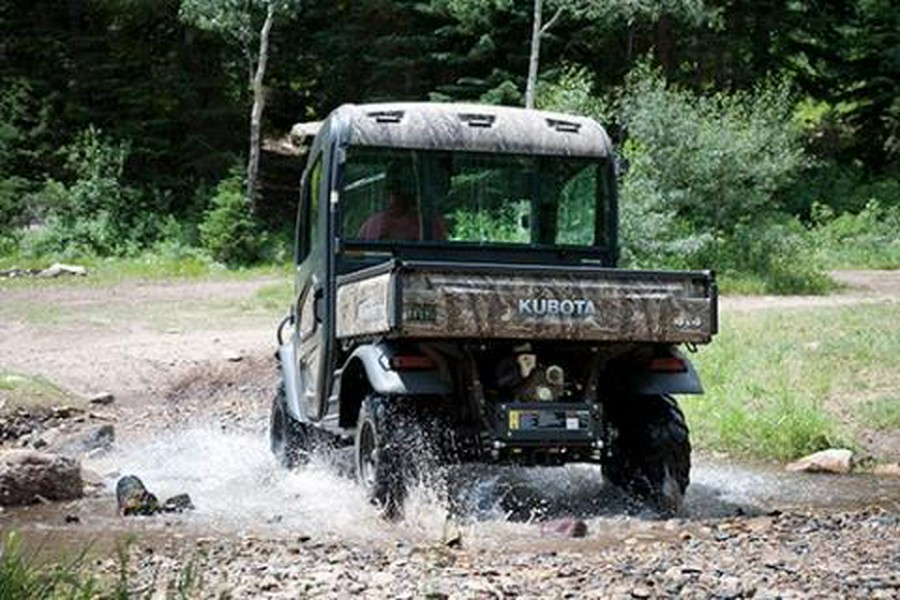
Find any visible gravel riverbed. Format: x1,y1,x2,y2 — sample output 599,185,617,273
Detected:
102,508,899,599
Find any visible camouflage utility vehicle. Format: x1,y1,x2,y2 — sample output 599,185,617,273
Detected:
271,102,717,517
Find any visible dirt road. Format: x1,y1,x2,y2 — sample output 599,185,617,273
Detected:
1,271,899,598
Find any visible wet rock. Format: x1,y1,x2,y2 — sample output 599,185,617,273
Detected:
785,449,854,474
116,475,160,516
51,405,84,420
51,424,115,456
539,517,588,538
872,463,900,477
443,518,463,548
162,493,195,513
89,392,115,406
0,450,83,506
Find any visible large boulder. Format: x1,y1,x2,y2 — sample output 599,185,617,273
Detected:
785,449,854,474
0,450,84,506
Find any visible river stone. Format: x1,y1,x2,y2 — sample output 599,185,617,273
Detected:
162,493,195,513
89,392,115,406
51,424,115,456
0,449,84,506
539,517,588,538
785,449,854,474
116,475,159,516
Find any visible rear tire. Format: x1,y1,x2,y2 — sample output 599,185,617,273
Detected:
269,379,311,469
355,394,407,520
602,394,691,515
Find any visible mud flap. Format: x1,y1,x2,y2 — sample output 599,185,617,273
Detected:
626,354,704,395
277,341,305,422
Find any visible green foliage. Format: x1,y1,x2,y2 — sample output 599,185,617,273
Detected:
617,139,712,270
681,306,900,460
536,66,609,118
541,66,828,293
704,217,834,295
810,201,900,269
22,127,146,258
0,78,36,233
619,66,806,234
450,201,530,243
199,170,269,266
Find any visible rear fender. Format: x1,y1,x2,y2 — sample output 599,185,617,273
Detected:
346,343,451,397
625,348,704,395
335,343,452,429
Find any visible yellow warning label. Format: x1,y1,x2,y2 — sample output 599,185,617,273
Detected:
509,410,520,430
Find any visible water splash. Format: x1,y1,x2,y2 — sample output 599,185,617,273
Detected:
86,427,900,546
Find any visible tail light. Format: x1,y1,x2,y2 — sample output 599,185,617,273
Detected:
390,355,435,370
649,356,687,373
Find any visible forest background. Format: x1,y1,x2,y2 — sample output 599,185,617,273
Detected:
0,0,897,292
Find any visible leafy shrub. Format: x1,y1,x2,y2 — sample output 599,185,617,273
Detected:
617,140,713,269
541,65,831,293
810,200,900,269
23,126,145,257
537,66,609,119
618,66,806,235
198,170,268,266
705,217,833,294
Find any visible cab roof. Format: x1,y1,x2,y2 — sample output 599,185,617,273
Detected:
326,102,612,158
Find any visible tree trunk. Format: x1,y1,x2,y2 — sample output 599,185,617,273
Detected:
525,0,543,109
247,1,275,214
525,1,564,110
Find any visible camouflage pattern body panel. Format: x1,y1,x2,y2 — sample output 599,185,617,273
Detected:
336,262,716,344
336,271,393,338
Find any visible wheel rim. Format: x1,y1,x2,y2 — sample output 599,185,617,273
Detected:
358,420,378,489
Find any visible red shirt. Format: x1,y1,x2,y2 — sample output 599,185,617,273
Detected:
358,208,446,241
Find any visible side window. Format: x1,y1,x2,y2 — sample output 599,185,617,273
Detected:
297,156,323,263
556,163,597,246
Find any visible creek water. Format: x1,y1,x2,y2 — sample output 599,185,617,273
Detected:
4,426,899,553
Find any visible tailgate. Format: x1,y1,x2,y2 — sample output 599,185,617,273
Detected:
336,261,717,344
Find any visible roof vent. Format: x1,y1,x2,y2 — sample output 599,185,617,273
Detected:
546,118,581,134
367,110,404,124
458,113,496,128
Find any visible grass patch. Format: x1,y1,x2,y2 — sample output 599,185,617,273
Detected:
860,397,900,430
0,532,204,599
0,532,102,599
683,304,900,460
811,201,900,270
244,280,292,312
717,270,836,296
0,251,290,286
0,371,77,412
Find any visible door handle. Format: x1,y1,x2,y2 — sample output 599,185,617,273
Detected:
313,287,324,323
